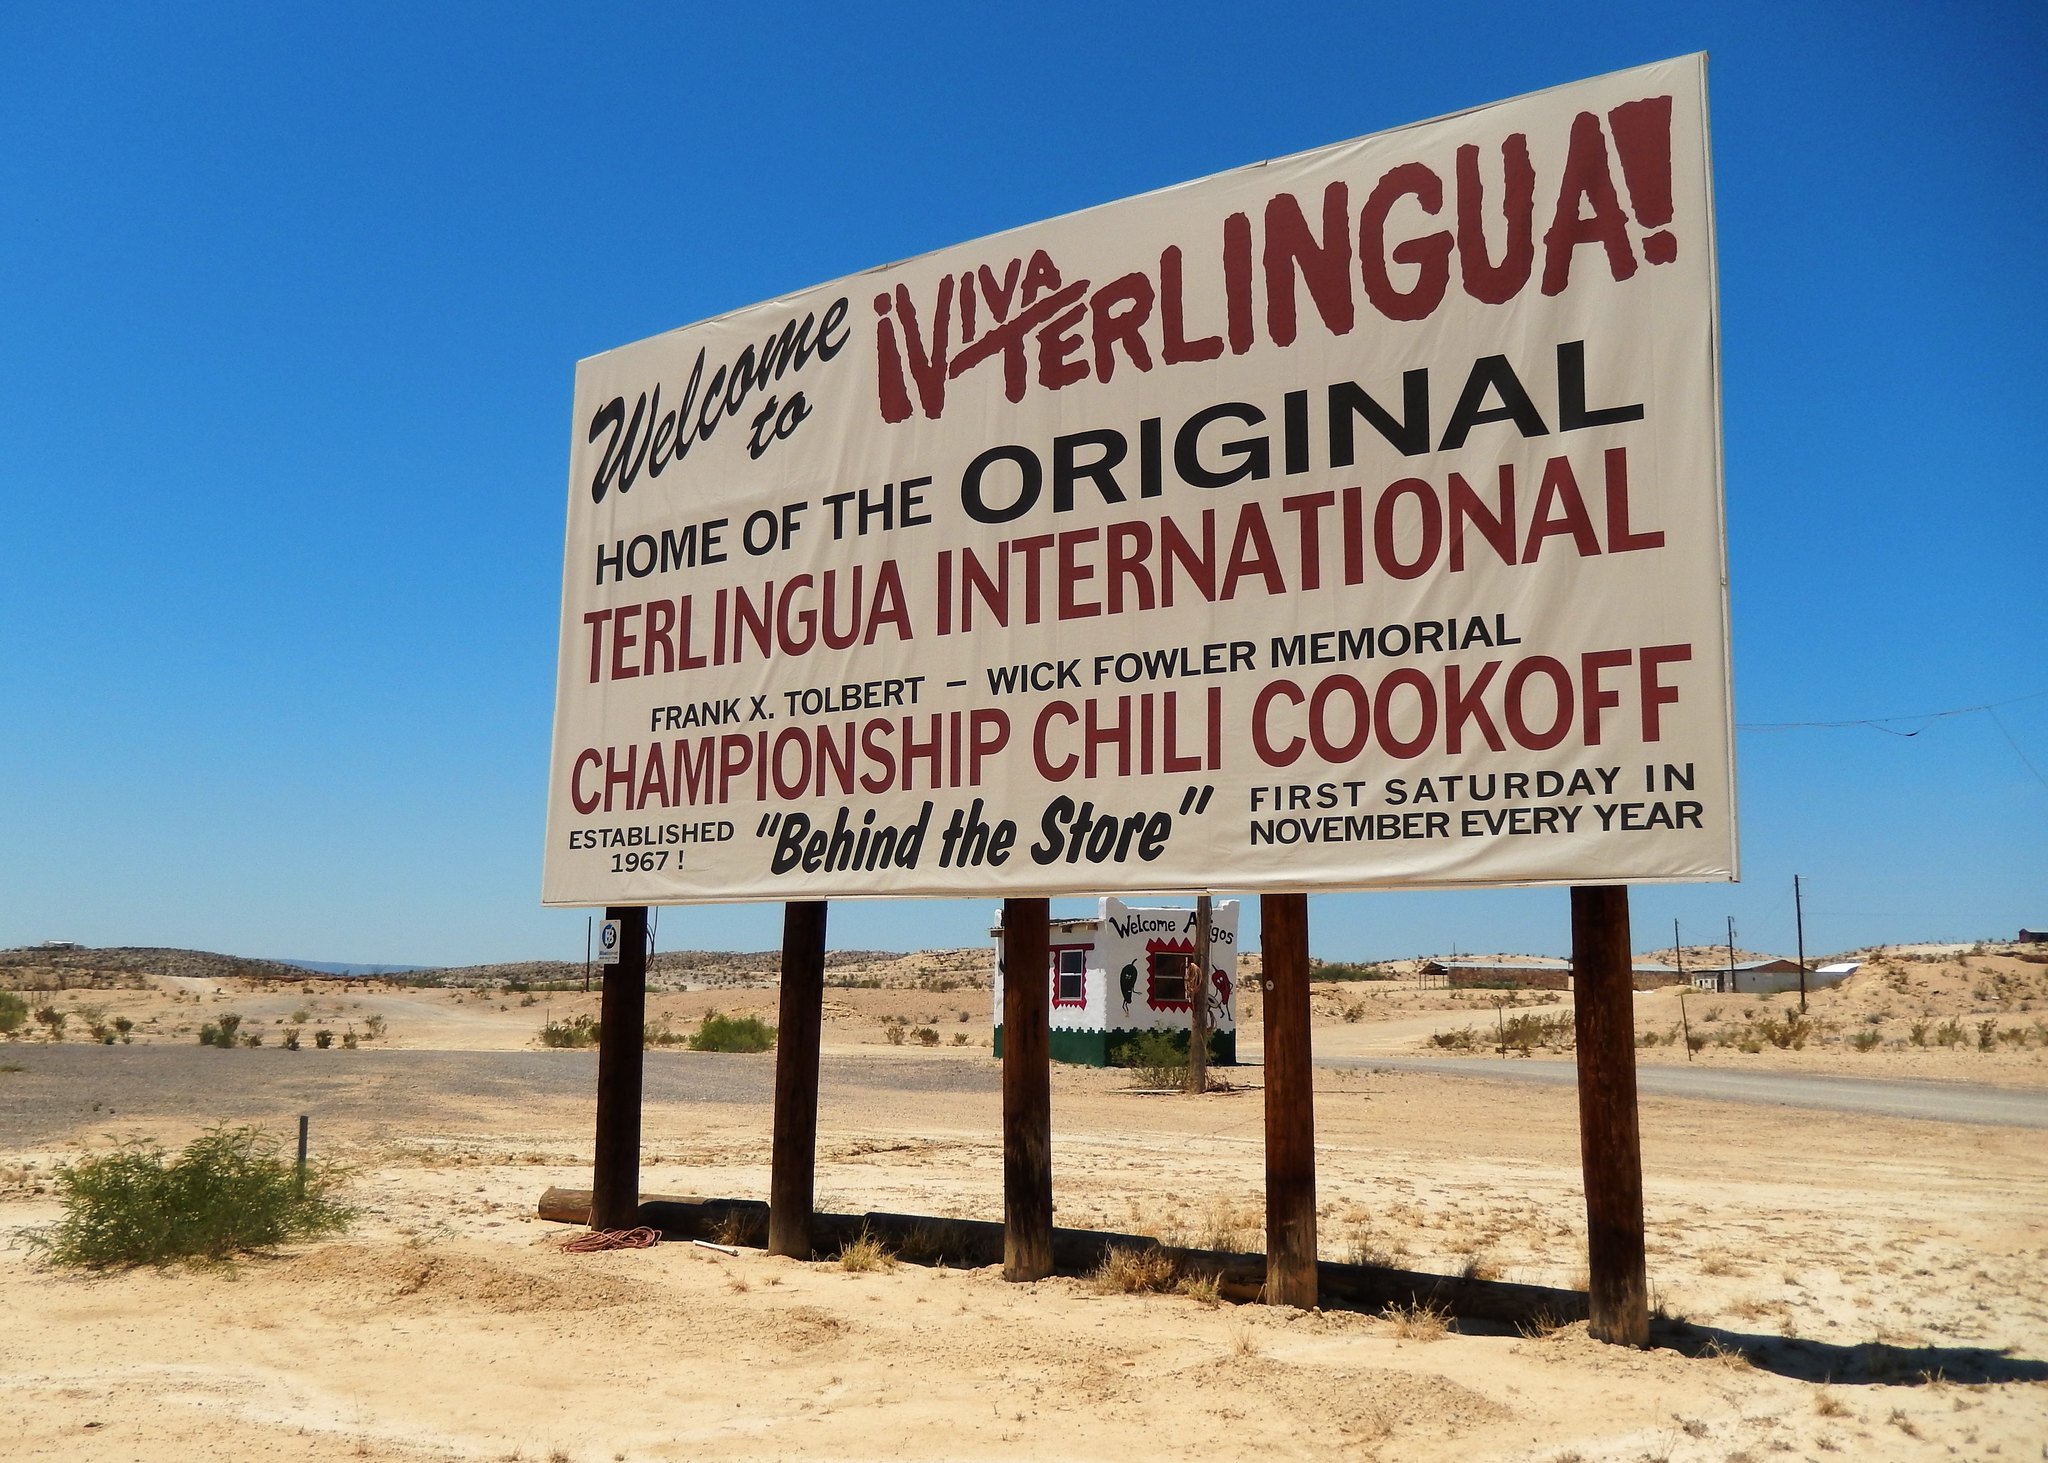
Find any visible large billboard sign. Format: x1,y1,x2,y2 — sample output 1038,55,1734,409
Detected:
544,55,1733,907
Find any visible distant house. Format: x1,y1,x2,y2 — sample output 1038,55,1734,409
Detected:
1688,958,1856,995
992,897,1240,1067
1422,959,1688,992
1427,959,1571,991
2021,929,2047,945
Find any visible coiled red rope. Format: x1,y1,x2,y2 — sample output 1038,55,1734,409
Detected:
562,1226,662,1252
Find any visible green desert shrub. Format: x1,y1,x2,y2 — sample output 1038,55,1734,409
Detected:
1316,961,1397,982
688,1012,776,1052
1110,1030,1189,1087
23,1124,352,1268
1754,1013,1811,1050
0,990,28,1037
1500,1012,1575,1052
539,1014,600,1048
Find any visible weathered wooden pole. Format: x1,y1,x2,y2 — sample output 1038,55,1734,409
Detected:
1571,884,1649,1345
1186,894,1212,1095
1260,892,1317,1307
1001,897,1053,1281
590,905,649,1230
768,900,828,1258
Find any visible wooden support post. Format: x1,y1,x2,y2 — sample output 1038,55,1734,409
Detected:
1001,897,1053,1281
1260,892,1317,1308
591,906,649,1231
1571,884,1649,1346
768,900,828,1258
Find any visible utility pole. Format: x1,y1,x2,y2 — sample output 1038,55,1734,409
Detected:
1793,875,1809,1014
1673,919,1684,985
1186,895,1212,1095
1725,916,1736,996
583,915,592,993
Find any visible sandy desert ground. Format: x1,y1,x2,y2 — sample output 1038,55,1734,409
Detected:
1,942,2044,1461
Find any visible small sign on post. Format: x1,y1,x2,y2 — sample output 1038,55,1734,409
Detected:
596,918,623,966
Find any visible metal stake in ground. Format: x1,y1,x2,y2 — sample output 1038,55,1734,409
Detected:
590,906,648,1231
1794,873,1809,1015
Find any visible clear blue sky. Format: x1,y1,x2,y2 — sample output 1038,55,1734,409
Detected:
3,2,2041,967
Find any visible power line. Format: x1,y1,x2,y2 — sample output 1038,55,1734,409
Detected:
1737,687,2046,734
1988,707,2048,794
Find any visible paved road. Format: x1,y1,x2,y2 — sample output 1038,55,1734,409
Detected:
0,1046,999,1149
1314,1053,2048,1129
5,1044,2042,1148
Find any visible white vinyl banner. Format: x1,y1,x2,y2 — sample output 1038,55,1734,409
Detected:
544,55,1734,907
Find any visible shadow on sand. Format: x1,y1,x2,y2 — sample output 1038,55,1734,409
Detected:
1649,1319,2048,1385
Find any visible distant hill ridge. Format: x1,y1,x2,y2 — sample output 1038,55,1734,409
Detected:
0,943,913,989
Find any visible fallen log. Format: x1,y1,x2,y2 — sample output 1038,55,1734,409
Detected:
535,1187,1586,1327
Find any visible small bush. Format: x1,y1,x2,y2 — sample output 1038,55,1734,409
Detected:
951,1031,969,1046
837,1226,896,1273
0,990,27,1036
883,1022,907,1046
911,1026,939,1047
23,1124,352,1268
1754,1013,1811,1050
1382,1299,1451,1340
1933,1018,1965,1048
1176,1271,1223,1305
1092,1244,1178,1294
1849,1030,1882,1052
1427,1027,1480,1051
688,1013,776,1053
363,1014,387,1041
1976,1018,1998,1052
34,1006,67,1040
313,1028,334,1049
1501,1012,1574,1052
540,1015,599,1048
1317,961,1395,982
1110,1030,1189,1087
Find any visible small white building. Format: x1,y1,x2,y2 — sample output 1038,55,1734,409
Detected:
1689,959,1858,995
992,898,1240,1067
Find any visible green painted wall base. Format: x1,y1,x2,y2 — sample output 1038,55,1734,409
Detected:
994,1025,1236,1068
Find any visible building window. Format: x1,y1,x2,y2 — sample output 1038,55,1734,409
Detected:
1050,946,1088,1007
1147,947,1192,1010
